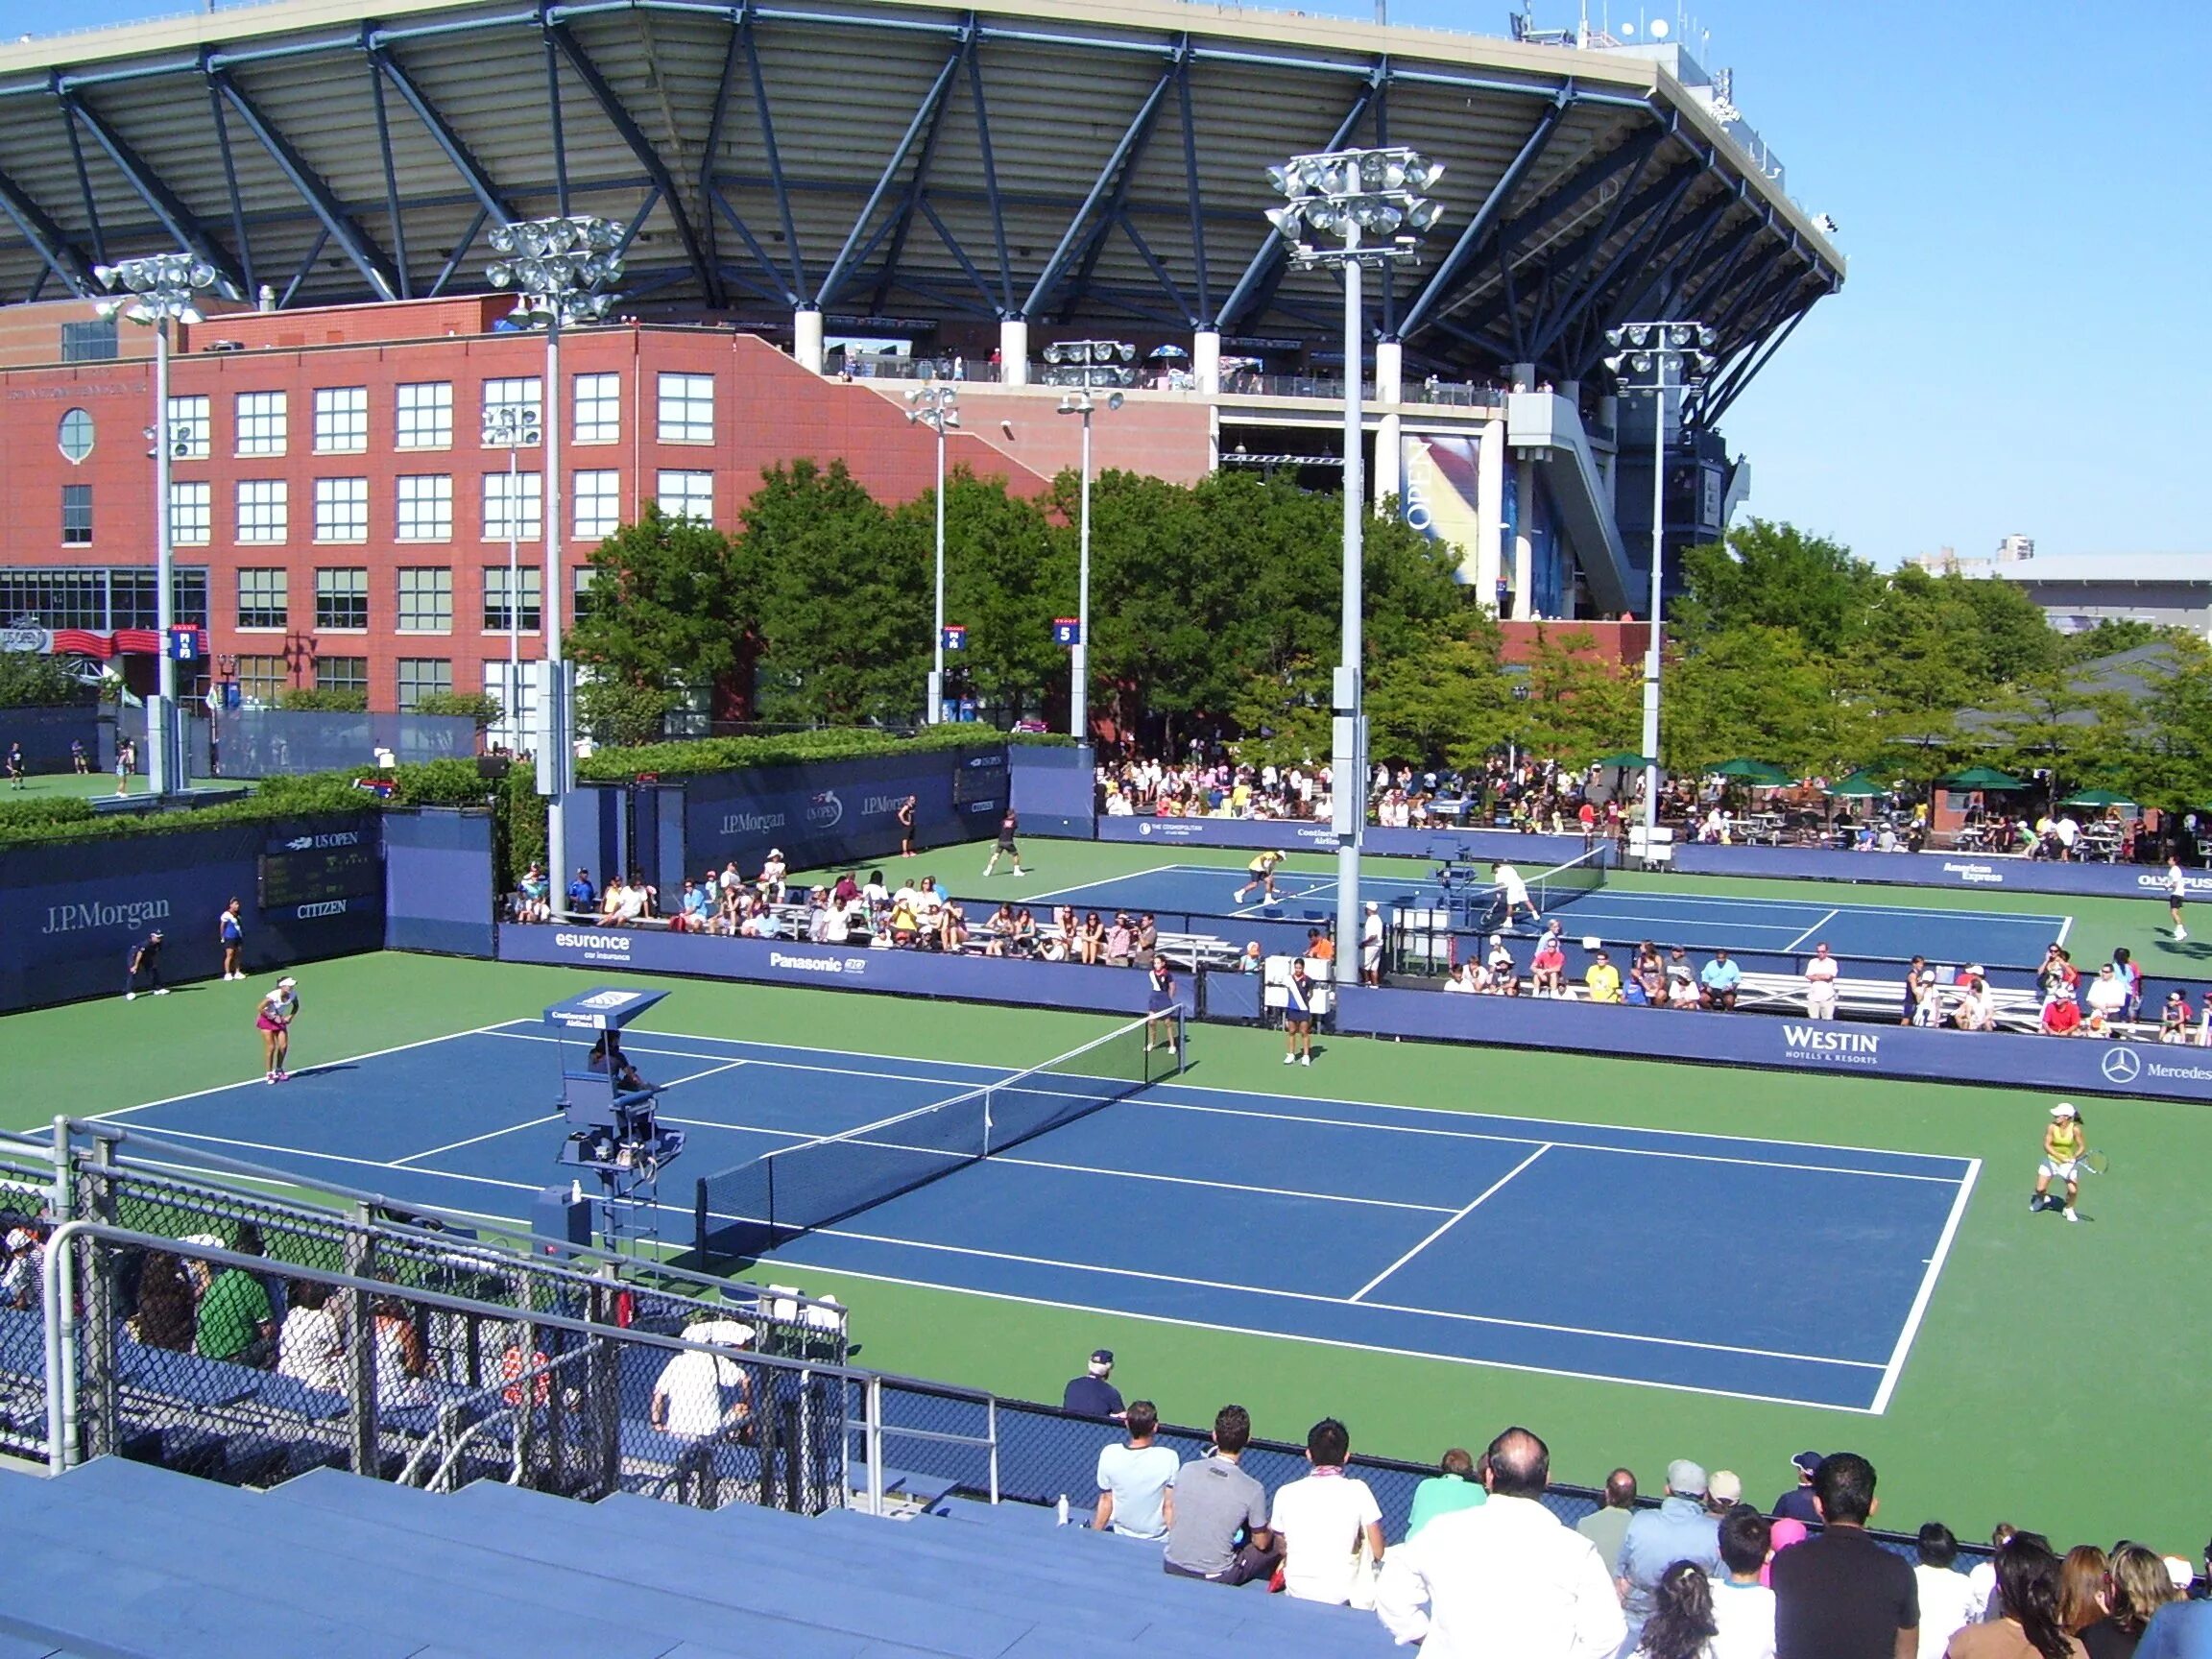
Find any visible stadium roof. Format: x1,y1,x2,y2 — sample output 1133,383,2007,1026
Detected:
0,0,1842,400
1974,554,2212,587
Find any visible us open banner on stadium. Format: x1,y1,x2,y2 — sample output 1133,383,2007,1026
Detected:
1401,433,1483,584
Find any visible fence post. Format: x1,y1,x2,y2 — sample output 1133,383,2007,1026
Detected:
987,1395,1000,1504
864,1375,885,1516
345,1205,380,1477
81,1138,120,1461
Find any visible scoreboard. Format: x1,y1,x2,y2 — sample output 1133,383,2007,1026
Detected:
257,840,382,910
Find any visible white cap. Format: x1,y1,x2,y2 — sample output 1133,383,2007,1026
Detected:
179,1233,225,1251
1365,901,1379,912
2051,1102,2077,1118
277,975,297,989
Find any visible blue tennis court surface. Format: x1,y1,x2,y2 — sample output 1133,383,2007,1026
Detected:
1017,860,2071,967
101,1020,1978,1412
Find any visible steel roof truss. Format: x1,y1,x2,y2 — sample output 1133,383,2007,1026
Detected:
1701,298,1814,424
1525,138,1651,355
367,56,411,299
1023,58,1171,321
1597,192,1729,336
1670,214,1763,322
1051,45,1182,323
1112,210,1189,325
706,184,797,305
963,27,1014,313
1538,165,1698,362
547,21,719,306
916,195,1002,316
280,226,328,308
1705,243,1795,340
0,168,95,296
427,207,488,298
735,12,805,297
870,27,974,317
1397,94,1566,342
813,37,961,311
205,75,258,300
368,42,517,224
213,70,401,302
1215,70,1379,331
57,84,247,298
544,31,569,216
57,91,108,267
1175,49,1209,325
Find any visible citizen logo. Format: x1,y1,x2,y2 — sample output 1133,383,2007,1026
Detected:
42,897,172,935
294,900,349,920
555,931,631,950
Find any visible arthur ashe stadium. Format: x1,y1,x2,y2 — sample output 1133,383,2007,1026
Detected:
0,0,1840,620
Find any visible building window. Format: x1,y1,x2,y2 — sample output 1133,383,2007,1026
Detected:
236,567,289,631
312,386,369,454
573,373,621,445
657,373,714,444
169,481,211,545
397,567,452,634
235,654,287,707
167,395,211,459
315,566,369,631
58,408,94,463
483,564,542,633
573,469,620,540
484,469,542,541
396,475,452,541
397,658,452,709
60,317,118,362
60,485,93,545
237,480,288,543
315,655,368,696
573,566,597,624
483,658,540,747
0,567,201,630
235,391,287,456
397,381,452,450
482,376,541,436
656,469,713,524
313,477,369,542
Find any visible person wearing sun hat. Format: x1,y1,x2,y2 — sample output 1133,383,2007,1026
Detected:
2033,1103,2086,1222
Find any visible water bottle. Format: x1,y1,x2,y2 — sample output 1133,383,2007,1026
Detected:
1056,1495,1070,1527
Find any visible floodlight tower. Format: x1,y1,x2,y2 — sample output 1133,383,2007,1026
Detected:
905,385,961,724
1263,147,1442,984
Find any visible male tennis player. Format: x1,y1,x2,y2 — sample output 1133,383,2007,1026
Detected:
1491,860,1540,929
1233,849,1286,905
4,742,22,790
2032,1102,2085,1222
981,810,1026,878
2168,855,2189,941
897,795,918,858
257,976,300,1083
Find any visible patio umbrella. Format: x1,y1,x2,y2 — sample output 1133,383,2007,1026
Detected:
1147,344,1190,360
2058,788,2137,808
1826,770,1888,798
1937,765,2029,791
1594,752,1654,769
1712,758,1792,784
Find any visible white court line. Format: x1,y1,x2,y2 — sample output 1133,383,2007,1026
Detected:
757,1218,1886,1371
90,1021,514,1121
2056,912,2074,946
1349,1145,1551,1301
392,1113,564,1166
1597,891,2072,926
1868,1157,1983,1415
990,1153,1454,1215
1016,861,1185,902
1784,908,1841,951
100,1123,541,1195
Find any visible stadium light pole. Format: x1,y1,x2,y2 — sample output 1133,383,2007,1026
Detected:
481,401,542,751
97,253,216,799
1603,322,1716,835
905,385,960,724
1047,347,1134,743
1265,147,1442,985
488,214,623,900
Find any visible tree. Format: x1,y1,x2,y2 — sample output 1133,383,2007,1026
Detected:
936,469,1072,722
1673,519,1879,656
1664,624,1876,778
411,690,504,733
0,651,83,708
577,678,678,746
1367,626,1518,770
1842,566,1984,768
568,505,763,720
1517,627,1641,762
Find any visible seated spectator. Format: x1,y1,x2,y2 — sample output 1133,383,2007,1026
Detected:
1772,1451,1822,1524
1308,926,1336,966
1955,974,1997,1033
1628,943,1663,1007
277,1279,346,1394
938,902,968,953
1530,934,1568,998
1377,1425,1624,1655
1585,949,1623,1003
1637,1561,1722,1659
1709,1506,1776,1659
985,902,1017,956
757,847,788,901
1094,1401,1178,1542
2112,948,2145,1020
1444,961,1479,995
1576,1468,1637,1575
1900,955,1932,1023
516,864,551,924
2084,966,2130,1033
2081,1542,2182,1657
1770,1454,1918,1659
1012,907,1039,957
1105,913,1137,967
1911,969,1945,1028
1805,943,1840,1020
130,1248,197,1351
1700,950,1742,1011
2060,1547,2110,1645
1667,962,1701,1009
2035,945,2079,1005
1238,941,1264,974
1619,1459,1721,1647
1271,1417,1385,1605
1486,936,1520,996
1406,1448,1486,1539
188,1242,276,1366
1949,1532,2083,1659
0,1226,42,1312
2159,990,2194,1043
1968,1524,2017,1618
887,893,922,947
1163,1406,1278,1586
1062,1348,1123,1419
565,867,596,916
1914,1524,1981,1659
2042,986,2084,1037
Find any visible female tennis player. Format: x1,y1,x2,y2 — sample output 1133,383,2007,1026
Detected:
2032,1101,2086,1222
1144,956,1180,1057
256,976,300,1083
1233,849,1286,904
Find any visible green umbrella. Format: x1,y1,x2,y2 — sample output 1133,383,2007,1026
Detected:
1937,765,2029,791
1827,770,1888,798
1594,752,1654,769
2058,788,2136,808
1712,757,1792,784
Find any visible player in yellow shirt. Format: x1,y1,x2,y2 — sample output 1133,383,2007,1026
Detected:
1233,850,1286,905
2032,1101,2085,1222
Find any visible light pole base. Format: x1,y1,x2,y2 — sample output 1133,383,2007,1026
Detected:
926,669,945,726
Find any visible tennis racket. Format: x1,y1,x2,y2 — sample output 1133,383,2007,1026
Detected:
2080,1149,2110,1176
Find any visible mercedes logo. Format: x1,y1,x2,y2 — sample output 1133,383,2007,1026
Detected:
2101,1047,2142,1085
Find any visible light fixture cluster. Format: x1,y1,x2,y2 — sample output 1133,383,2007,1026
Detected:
481,404,543,446
488,216,627,325
1603,322,1719,382
94,254,217,325
904,384,959,432
1264,146,1443,264
1055,390,1124,417
1042,339,1138,389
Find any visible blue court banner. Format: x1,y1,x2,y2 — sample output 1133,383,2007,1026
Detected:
1332,984,2212,1105
1007,743,1095,839
679,746,1008,876
382,807,495,958
1096,814,1591,866
1671,843,2212,903
496,925,1160,1016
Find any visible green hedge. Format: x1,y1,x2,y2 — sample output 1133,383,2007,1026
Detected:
578,724,1070,781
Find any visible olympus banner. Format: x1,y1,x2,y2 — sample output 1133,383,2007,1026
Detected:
1672,843,2212,902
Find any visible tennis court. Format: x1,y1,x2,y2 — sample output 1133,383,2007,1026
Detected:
1014,858,2071,967
97,1012,1978,1413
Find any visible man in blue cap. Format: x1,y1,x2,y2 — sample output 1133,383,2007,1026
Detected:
1774,1451,1823,1524
1062,1348,1124,1420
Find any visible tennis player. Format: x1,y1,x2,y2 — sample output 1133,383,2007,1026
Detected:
2168,855,2189,941
981,810,1026,878
1491,860,1540,928
123,929,166,1000
218,898,245,981
1143,957,1180,1056
897,795,918,858
1233,849,1286,904
1283,958,1314,1067
4,742,23,790
2032,1102,2085,1222
257,976,300,1083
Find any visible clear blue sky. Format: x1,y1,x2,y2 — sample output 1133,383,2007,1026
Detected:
9,0,2205,567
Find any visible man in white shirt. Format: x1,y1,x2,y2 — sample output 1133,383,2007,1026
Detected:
1910,1524,1982,1659
2084,963,2131,1032
647,1319,755,1505
1376,1425,1623,1658
1709,1505,1777,1659
1804,943,1840,1021
1270,1418,1385,1605
1361,902,1385,987
1491,862,1539,928
1093,1401,1179,1542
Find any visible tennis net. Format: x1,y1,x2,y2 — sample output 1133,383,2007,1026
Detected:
1529,845,1610,912
694,1009,1185,1261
